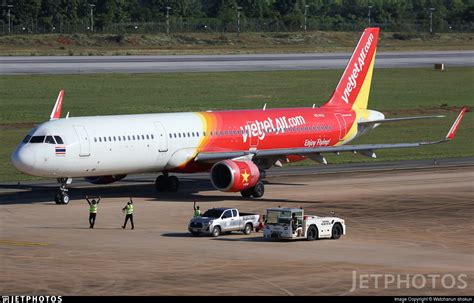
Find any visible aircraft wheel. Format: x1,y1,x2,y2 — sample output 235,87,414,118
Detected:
55,192,62,205
61,193,70,205
167,176,179,192
240,189,252,198
251,181,265,198
155,175,168,192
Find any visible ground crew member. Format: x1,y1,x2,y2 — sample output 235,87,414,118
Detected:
193,201,201,217
86,195,101,229
122,197,134,230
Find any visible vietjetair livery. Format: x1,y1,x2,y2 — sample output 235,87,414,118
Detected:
11,28,467,204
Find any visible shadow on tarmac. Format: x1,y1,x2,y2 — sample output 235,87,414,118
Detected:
0,179,313,205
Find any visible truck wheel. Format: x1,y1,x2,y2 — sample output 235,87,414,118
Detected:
243,223,252,235
331,223,342,240
307,225,318,241
212,226,221,237
251,181,264,198
191,232,200,237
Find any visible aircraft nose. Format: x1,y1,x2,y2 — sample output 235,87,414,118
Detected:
11,146,36,173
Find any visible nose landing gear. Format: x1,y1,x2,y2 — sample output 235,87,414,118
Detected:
55,177,72,205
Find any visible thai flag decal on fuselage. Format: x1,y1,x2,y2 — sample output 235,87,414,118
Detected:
55,146,66,155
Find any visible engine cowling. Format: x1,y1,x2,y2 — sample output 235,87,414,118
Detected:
84,174,127,184
210,160,260,192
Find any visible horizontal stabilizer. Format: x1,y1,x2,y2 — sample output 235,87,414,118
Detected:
359,115,445,125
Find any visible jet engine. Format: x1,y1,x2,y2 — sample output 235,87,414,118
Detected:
84,174,127,184
210,160,260,192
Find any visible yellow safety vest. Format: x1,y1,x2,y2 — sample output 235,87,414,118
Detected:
126,204,134,215
194,209,201,217
89,204,98,214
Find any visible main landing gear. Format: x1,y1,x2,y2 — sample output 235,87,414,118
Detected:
155,172,179,192
55,177,72,205
240,181,265,198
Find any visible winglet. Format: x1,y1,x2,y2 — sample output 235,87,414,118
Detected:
445,107,468,140
50,90,64,120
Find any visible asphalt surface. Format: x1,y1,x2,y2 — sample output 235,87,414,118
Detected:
1,157,472,201
1,51,473,74
1,165,472,295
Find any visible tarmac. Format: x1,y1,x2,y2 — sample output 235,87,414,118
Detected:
1,51,473,74
1,163,473,295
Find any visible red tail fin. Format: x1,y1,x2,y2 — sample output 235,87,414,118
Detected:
50,90,64,120
323,28,379,109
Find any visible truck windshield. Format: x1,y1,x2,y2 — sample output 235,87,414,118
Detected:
202,209,224,218
266,210,292,224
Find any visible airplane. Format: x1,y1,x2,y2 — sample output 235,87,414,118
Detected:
11,27,467,204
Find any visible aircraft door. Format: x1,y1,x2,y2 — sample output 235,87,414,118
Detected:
73,125,91,157
334,113,348,141
247,121,259,149
154,122,168,152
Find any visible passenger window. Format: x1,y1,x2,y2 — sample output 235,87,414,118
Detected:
29,136,45,143
118,136,121,141
94,137,97,142
127,136,131,140
22,135,32,144
103,137,107,142
222,210,232,219
99,137,102,142
108,136,112,141
178,133,181,138
151,134,154,139
232,209,237,217
54,136,64,144
45,136,56,144
187,132,190,137
203,131,206,136
169,134,172,139
132,135,135,140
113,136,116,141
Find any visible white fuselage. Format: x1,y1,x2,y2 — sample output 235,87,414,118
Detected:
11,112,204,178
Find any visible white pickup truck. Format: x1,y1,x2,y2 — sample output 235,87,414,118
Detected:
188,208,260,237
263,207,346,241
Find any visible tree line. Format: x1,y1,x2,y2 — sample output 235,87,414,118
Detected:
1,0,472,34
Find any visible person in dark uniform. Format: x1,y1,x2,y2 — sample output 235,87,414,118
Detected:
122,198,134,230
86,195,101,229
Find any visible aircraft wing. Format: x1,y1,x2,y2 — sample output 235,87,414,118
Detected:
195,107,467,163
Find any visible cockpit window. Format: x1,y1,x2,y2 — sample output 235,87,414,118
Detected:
29,136,45,143
45,136,56,144
22,135,31,144
54,136,64,144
